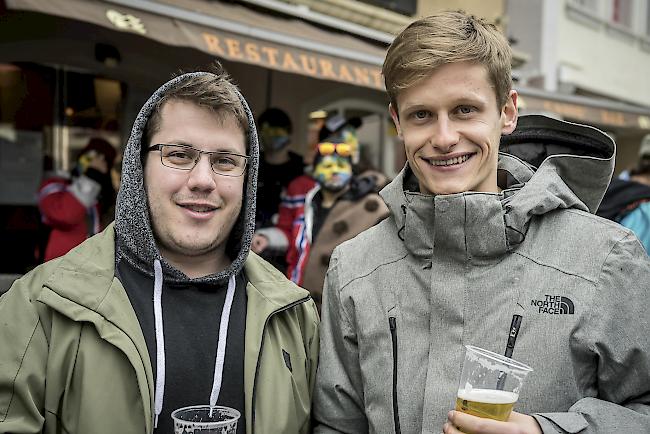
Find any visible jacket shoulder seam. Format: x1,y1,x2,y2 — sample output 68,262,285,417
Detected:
512,251,596,284
595,231,636,288
339,252,409,291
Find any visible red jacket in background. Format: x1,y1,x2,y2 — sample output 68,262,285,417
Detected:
38,175,101,261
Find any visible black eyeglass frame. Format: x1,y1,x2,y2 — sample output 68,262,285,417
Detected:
146,143,250,177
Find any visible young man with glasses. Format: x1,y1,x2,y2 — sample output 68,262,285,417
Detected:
0,66,319,434
253,118,388,311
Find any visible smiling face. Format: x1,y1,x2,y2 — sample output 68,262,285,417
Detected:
144,99,246,271
390,61,518,195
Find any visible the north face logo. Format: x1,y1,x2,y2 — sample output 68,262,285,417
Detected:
531,295,575,315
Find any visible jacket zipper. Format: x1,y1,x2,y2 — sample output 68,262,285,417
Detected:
389,316,402,434
251,295,312,434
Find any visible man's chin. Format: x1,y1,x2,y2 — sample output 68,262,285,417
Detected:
423,181,467,196
164,237,225,258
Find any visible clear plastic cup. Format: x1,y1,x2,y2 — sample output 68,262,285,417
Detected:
455,345,533,423
171,405,240,434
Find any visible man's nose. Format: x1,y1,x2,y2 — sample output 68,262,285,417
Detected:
431,118,459,152
186,155,217,190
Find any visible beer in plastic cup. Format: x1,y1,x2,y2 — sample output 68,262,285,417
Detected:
455,345,533,422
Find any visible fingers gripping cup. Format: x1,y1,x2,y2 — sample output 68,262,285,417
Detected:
171,405,240,434
455,345,533,422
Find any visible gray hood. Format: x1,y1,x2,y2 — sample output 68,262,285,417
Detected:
380,115,615,258
115,72,259,284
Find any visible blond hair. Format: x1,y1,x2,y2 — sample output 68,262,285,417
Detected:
383,11,513,110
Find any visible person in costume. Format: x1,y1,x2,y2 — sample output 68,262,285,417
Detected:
253,118,388,310
38,137,117,261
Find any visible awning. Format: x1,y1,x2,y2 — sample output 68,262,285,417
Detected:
518,86,650,130
4,0,388,90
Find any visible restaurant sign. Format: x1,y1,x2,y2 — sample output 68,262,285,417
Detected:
172,17,386,91
520,94,650,130
200,32,383,90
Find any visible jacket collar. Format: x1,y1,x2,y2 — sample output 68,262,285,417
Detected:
379,116,615,261
379,158,600,262
398,180,510,261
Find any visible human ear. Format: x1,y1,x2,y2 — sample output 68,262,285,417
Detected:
389,103,402,139
501,90,518,135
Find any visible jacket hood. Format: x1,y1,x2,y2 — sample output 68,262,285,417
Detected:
115,72,259,284
380,115,615,257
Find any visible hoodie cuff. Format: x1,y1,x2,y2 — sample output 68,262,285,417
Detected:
255,227,288,251
532,412,588,433
69,175,101,208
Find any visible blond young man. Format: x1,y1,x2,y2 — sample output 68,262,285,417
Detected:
313,11,650,434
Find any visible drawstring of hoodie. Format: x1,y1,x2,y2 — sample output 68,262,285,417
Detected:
153,260,165,428
152,259,236,428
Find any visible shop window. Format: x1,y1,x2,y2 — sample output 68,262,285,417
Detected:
0,63,55,206
609,0,633,29
60,71,124,171
0,62,125,273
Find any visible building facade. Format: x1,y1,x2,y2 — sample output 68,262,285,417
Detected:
2,0,648,273
0,0,401,273
508,0,650,172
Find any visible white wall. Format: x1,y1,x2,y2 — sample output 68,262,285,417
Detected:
555,0,650,106
508,0,650,106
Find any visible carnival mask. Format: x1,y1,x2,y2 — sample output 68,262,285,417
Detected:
313,153,352,192
259,124,290,151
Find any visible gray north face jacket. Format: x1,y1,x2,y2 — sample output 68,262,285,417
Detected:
313,115,650,434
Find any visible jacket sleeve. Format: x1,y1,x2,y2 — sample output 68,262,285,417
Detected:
0,275,48,433
533,233,650,433
313,250,369,434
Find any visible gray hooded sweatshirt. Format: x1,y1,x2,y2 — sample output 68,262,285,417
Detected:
115,71,258,284
313,115,650,434
114,71,259,432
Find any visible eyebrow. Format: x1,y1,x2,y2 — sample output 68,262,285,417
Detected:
401,94,488,111
167,142,246,154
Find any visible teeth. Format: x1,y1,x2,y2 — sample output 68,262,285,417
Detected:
429,155,470,166
184,205,215,212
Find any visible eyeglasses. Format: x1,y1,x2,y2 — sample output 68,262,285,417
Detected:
147,144,249,177
317,142,352,157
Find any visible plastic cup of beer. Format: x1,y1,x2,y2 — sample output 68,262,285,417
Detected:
455,345,533,423
171,405,240,434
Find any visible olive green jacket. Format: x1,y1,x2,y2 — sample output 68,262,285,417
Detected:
0,225,319,434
